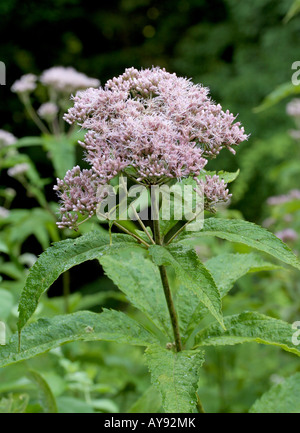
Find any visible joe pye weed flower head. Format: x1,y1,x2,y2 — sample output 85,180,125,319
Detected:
55,67,248,229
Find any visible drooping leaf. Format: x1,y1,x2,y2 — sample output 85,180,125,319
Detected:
254,81,300,112
194,312,300,356
176,253,279,342
1,310,157,368
100,246,172,338
205,252,280,298
27,370,58,413
128,386,162,413
175,218,300,270
149,244,224,329
249,372,300,413
18,231,137,331
145,344,204,413
42,135,76,179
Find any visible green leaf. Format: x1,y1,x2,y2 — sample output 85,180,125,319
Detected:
194,312,300,356
205,252,280,298
145,345,204,413
41,290,126,316
159,178,200,238
100,246,172,338
42,135,76,179
0,238,9,254
90,398,119,413
12,136,45,148
149,244,224,329
0,289,14,321
284,0,300,23
56,396,94,413
18,231,137,331
27,370,58,413
176,253,279,342
0,310,157,368
2,208,55,252
249,373,300,413
128,386,162,413
254,82,300,112
175,218,300,270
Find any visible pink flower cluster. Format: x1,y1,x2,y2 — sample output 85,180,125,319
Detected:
53,166,104,229
37,102,59,121
56,67,248,229
11,74,37,94
286,99,300,118
198,175,232,210
0,130,17,148
275,229,298,243
267,189,300,206
40,67,100,94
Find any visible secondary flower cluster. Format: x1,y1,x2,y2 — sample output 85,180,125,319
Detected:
56,67,248,229
7,162,30,178
37,102,59,121
267,189,300,206
11,74,37,94
40,66,100,94
0,130,17,149
12,67,100,97
54,166,103,229
198,175,232,210
11,67,100,136
275,228,298,243
286,99,300,118
264,189,300,245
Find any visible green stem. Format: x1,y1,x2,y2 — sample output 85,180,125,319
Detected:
133,210,155,245
120,175,155,245
95,209,150,248
113,221,150,248
51,117,61,138
196,392,206,413
152,186,182,352
165,207,204,246
19,174,56,218
21,95,50,135
158,262,183,352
